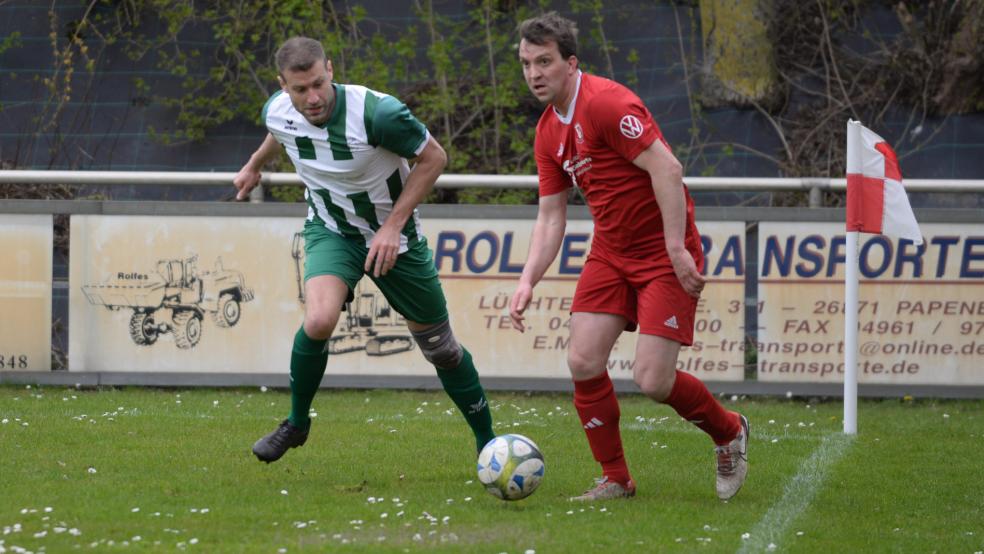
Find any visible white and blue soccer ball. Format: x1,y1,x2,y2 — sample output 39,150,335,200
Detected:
476,434,545,501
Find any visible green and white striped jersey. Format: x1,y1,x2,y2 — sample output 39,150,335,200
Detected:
263,84,430,252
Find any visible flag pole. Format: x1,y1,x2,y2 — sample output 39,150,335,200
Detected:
843,118,921,434
844,230,859,434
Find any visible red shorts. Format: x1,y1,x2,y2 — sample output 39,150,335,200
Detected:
570,248,699,345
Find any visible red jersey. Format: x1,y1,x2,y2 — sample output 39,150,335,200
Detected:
534,72,701,262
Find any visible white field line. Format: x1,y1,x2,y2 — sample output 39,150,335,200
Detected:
737,433,854,554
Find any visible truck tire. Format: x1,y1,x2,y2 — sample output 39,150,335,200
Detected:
213,293,241,328
172,311,202,349
129,312,159,346
365,336,414,356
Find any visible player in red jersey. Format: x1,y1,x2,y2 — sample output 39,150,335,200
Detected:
510,12,748,501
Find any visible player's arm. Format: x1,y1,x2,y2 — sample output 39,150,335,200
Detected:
632,140,705,297
234,132,281,201
365,136,447,277
509,191,568,332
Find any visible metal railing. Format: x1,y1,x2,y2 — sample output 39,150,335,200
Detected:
2,170,983,207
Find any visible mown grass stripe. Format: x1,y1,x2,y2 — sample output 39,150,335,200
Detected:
737,433,854,553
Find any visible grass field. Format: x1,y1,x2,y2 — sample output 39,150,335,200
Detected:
1,385,983,553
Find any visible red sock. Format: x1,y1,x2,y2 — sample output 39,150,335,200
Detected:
573,372,631,486
664,371,740,446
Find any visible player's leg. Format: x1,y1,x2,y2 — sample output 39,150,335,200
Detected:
565,253,639,500
406,318,495,453
633,333,741,441
567,311,638,501
634,278,747,499
372,238,495,454
287,274,349,429
253,225,362,463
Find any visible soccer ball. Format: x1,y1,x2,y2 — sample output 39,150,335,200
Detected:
476,434,545,501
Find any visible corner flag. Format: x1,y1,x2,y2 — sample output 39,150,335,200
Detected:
846,120,922,244
843,120,921,435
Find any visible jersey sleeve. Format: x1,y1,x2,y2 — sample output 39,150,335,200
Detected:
535,123,571,197
370,95,429,158
261,91,283,130
588,87,659,163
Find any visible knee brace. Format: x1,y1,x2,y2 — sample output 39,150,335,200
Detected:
411,319,463,369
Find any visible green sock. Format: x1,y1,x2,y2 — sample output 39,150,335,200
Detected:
288,326,328,430
435,347,495,452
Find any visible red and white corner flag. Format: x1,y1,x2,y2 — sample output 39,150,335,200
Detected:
843,120,922,435
846,119,922,244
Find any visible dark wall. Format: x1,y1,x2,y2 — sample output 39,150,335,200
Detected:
1,1,981,187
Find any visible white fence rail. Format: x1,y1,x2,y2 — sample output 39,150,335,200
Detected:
2,170,983,207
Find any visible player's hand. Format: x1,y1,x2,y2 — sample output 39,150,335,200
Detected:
366,225,401,277
669,248,706,298
233,165,261,201
509,283,534,332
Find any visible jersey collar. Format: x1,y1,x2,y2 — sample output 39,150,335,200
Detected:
552,70,582,125
318,83,344,129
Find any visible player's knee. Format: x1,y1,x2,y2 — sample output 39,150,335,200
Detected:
411,319,463,369
633,363,675,401
567,349,603,379
634,375,671,401
304,312,339,340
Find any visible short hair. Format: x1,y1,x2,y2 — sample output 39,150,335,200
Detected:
518,11,578,60
275,37,327,75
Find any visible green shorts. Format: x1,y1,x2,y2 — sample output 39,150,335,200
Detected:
302,222,449,324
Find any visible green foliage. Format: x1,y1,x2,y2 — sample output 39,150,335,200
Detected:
0,30,21,54
84,0,548,201
267,185,304,203
624,48,641,89
0,31,21,113
569,0,616,78
455,186,537,205
4,1,979,206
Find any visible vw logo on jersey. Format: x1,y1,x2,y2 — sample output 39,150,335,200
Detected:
619,115,644,139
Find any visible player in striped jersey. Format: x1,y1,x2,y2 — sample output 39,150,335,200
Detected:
234,37,495,464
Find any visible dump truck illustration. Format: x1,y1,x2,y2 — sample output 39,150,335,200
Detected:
81,255,254,349
292,232,413,356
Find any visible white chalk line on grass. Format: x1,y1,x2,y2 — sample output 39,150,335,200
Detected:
737,432,854,554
